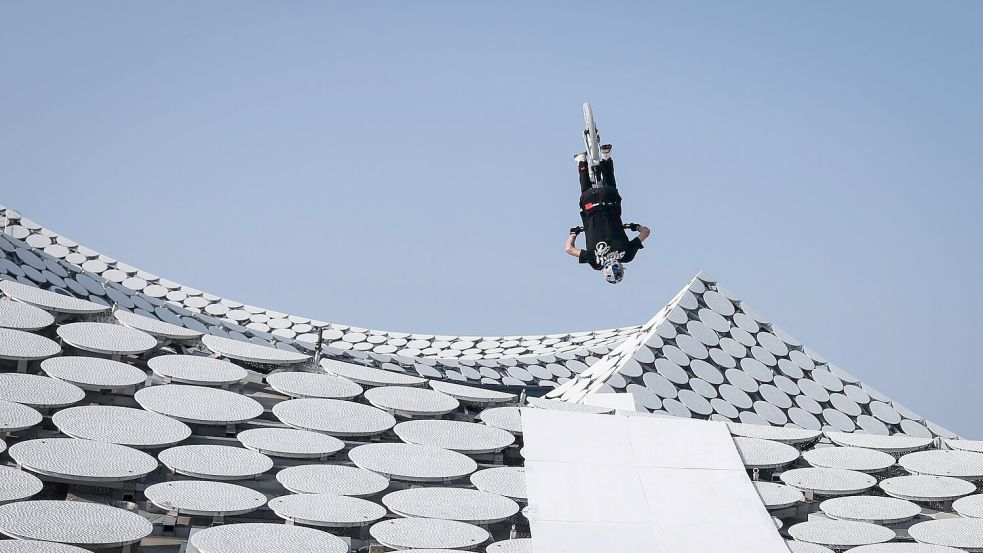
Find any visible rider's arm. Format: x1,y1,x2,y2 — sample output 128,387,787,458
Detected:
637,225,651,243
564,231,582,258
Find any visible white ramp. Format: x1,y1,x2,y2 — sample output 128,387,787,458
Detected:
521,409,790,553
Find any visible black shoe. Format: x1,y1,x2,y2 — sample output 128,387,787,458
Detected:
600,144,612,154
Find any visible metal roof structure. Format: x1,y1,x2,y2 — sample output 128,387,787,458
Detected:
0,203,980,552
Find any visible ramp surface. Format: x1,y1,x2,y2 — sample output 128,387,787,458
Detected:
521,408,791,553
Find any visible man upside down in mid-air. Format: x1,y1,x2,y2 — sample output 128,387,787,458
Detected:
564,144,650,284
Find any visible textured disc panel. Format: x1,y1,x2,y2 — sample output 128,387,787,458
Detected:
478,406,522,435
787,520,894,549
201,334,309,365
52,405,191,448
0,328,60,361
114,309,203,340
41,356,147,391
0,541,91,553
953,494,983,518
486,539,533,553
369,517,490,550
899,450,983,480
158,444,273,480
819,496,921,524
237,427,344,459
57,322,157,356
429,380,516,405
8,438,157,482
946,439,983,454
784,542,835,553
273,398,396,437
0,299,54,331
276,464,390,497
268,493,386,527
0,400,42,432
780,468,877,495
733,437,800,469
826,432,933,453
382,487,519,523
0,280,108,314
189,522,348,553
148,355,247,386
803,446,896,473
135,384,263,425
364,386,460,417
526,396,613,414
727,423,821,445
0,500,152,546
753,481,805,510
469,467,527,501
879,475,976,501
321,359,426,387
908,518,983,551
845,545,965,553
0,465,44,505
349,443,477,482
266,371,362,399
394,420,515,454
144,480,267,516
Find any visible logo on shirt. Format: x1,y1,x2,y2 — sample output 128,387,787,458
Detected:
595,242,626,262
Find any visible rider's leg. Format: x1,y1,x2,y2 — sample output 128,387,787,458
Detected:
599,157,617,188
576,153,591,193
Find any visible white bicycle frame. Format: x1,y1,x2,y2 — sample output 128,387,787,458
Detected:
583,102,603,188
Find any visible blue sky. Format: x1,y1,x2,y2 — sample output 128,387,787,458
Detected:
2,2,980,436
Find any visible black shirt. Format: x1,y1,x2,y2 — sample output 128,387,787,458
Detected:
577,187,644,270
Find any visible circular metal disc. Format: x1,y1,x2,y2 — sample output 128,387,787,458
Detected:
0,299,54,331
899,450,983,480
266,371,362,400
803,446,896,473
0,328,61,361
135,384,263,425
780,467,877,495
268,493,386,527
953,494,983,518
845,545,965,553
8,437,157,482
0,500,152,547
0,400,43,432
0,280,108,314
826,432,932,453
908,518,983,552
201,334,309,365
113,309,202,340
0,465,44,504
470,466,526,501
273,398,396,437
879,475,976,501
41,356,147,391
369,517,489,551
734,437,800,469
52,405,190,448
276,464,389,497
158,444,273,480
785,541,834,553
382,487,519,523
429,380,516,405
819,495,921,524
56,322,156,356
237,427,344,459
0,540,91,552
394,420,515,454
478,406,522,435
364,386,459,417
787,520,894,549
727,422,821,445
946,439,983,453
321,359,426,387
144,480,267,516
189,522,348,553
148,355,247,386
348,442,477,482
753,481,804,509
487,538,534,553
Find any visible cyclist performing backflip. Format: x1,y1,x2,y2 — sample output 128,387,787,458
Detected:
564,103,650,284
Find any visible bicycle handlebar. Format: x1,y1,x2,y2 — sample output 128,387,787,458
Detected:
570,223,642,235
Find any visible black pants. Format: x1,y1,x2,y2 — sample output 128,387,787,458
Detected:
579,158,617,193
